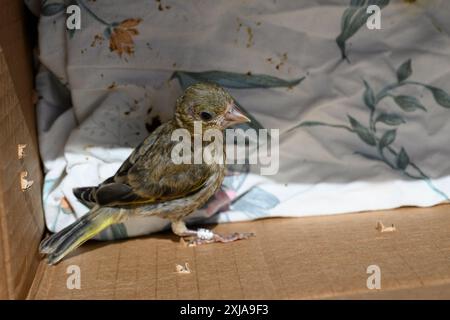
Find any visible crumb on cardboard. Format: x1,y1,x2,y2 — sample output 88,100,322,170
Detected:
17,144,27,159
175,263,191,274
376,221,396,233
20,171,34,191
179,237,189,247
180,237,199,247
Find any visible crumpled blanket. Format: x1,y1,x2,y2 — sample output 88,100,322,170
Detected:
29,0,450,240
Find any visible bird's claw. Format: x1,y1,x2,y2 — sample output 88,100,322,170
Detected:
187,231,255,246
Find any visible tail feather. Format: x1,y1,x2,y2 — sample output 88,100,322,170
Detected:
40,206,122,265
39,212,94,254
73,186,98,208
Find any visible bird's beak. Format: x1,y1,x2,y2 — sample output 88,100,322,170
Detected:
223,103,251,127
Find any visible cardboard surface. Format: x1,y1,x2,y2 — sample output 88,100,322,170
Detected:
0,47,44,300
0,0,36,137
28,204,450,299
0,0,44,299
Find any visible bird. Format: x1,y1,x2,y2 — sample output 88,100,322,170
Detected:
39,82,254,265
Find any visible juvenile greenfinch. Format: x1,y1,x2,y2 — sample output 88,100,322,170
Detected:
40,82,253,265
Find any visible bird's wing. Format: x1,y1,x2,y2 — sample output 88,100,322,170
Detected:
113,124,164,182
94,167,211,207
86,123,215,207
73,126,163,207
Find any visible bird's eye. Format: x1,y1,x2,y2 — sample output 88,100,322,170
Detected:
200,111,213,121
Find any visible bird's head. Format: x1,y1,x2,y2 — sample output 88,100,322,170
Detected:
175,82,250,132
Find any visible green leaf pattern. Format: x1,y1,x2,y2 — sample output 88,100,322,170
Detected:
396,59,412,83
393,95,427,112
336,0,390,61
348,116,376,146
171,70,305,89
296,59,450,201
363,80,375,110
426,86,450,109
397,148,410,171
375,113,405,126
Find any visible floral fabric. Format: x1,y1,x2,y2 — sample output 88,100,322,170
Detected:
30,0,450,239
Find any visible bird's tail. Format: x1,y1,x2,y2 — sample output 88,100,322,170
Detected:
39,206,122,265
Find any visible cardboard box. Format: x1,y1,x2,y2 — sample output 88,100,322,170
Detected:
1,1,450,300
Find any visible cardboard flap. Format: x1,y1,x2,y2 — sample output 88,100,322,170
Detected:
0,1,44,299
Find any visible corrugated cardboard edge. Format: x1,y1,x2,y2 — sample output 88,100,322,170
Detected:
0,47,44,299
0,0,38,139
0,173,9,300
26,257,48,300
0,0,45,299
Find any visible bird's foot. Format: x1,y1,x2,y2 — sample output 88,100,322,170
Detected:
186,228,255,246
